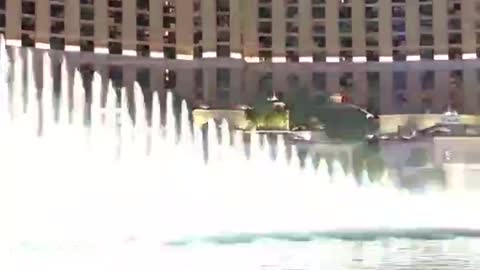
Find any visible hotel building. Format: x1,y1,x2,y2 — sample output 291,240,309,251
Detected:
4,0,480,114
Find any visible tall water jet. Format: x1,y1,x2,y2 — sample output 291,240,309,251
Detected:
12,47,23,119
91,71,102,128
42,52,54,135
0,34,9,129
165,91,176,144
59,57,69,125
72,68,85,127
150,90,161,156
180,100,192,144
26,49,38,133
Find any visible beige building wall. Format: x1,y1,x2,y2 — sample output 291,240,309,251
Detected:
35,0,50,48
378,0,392,59
433,0,448,57
176,0,194,58
461,0,476,56
65,0,80,50
5,0,21,43
351,0,366,59
242,0,258,59
325,0,339,60
94,0,108,52
405,0,419,56
149,0,163,56
202,0,216,55
122,0,136,55
272,0,286,60
298,0,312,61
229,0,242,58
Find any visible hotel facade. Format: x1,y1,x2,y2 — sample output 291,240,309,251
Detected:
4,0,480,114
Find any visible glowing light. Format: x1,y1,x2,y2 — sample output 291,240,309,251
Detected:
177,54,194,60
379,56,393,63
6,39,21,47
150,51,164,58
202,51,217,58
94,47,109,54
230,52,242,59
65,45,80,52
272,57,287,63
352,56,367,63
434,54,449,61
462,53,477,60
326,56,340,63
244,56,260,63
122,49,137,56
406,55,421,61
35,42,50,50
299,56,313,63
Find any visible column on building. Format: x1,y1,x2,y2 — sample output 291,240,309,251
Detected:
244,67,260,104
405,0,420,60
433,70,449,113
298,67,312,96
326,69,339,96
229,0,242,59
5,0,21,45
175,68,195,102
432,0,448,59
353,70,368,107
229,66,244,104
65,0,80,51
35,0,50,49
149,0,164,58
351,0,366,62
273,66,287,99
122,0,136,56
94,0,108,54
378,0,393,61
379,68,393,114
461,0,476,59
298,0,313,63
242,0,258,62
325,0,339,62
175,0,194,59
462,67,478,114
203,67,217,104
271,0,286,62
406,67,421,112
201,0,216,58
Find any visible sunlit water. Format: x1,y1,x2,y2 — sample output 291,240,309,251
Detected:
1,37,480,269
